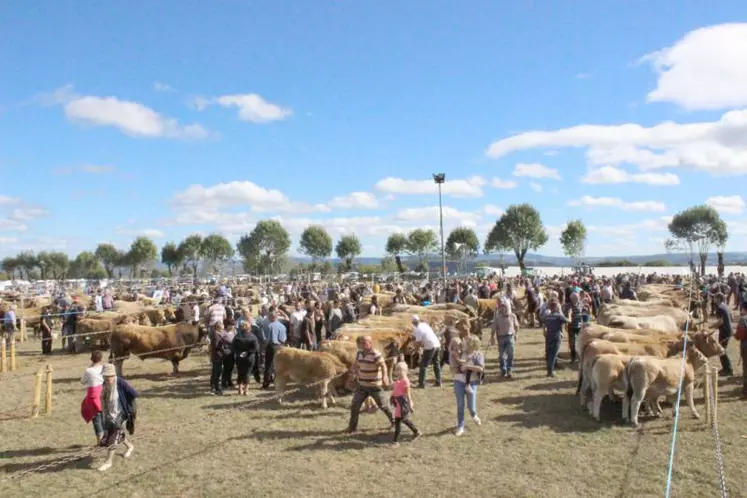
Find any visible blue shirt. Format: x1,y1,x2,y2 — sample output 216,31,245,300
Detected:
263,320,287,345
542,311,568,337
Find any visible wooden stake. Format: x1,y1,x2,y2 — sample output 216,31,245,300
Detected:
32,366,43,418
9,339,16,371
0,340,6,373
44,364,53,415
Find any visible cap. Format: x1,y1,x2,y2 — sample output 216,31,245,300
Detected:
102,364,116,377
411,315,420,322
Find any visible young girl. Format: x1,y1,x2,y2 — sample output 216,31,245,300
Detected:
452,337,480,393
390,362,421,445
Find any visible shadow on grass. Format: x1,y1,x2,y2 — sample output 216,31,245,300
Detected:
0,451,95,475
245,428,393,451
493,392,615,433
0,445,86,459
523,380,577,391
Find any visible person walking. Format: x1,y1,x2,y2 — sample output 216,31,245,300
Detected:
346,336,395,433
40,307,53,355
390,362,421,445
261,311,287,389
233,320,260,395
715,293,734,377
97,364,138,472
450,334,484,436
541,300,569,377
80,351,105,444
209,322,228,395
411,315,442,388
221,321,236,390
491,301,519,378
563,293,588,364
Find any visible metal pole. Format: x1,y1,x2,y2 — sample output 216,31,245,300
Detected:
438,183,446,286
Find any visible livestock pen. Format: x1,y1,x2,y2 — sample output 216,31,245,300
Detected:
0,326,745,498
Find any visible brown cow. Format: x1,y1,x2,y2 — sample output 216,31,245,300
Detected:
273,347,350,409
109,323,203,376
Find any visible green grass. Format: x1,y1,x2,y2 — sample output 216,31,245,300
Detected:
1,328,746,498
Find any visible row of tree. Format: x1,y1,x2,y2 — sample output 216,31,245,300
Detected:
0,203,729,280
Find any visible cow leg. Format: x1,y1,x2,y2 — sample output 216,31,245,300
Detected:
114,359,124,377
591,380,605,421
622,390,630,422
630,390,645,427
171,359,179,375
319,379,335,409
275,375,287,405
684,382,700,420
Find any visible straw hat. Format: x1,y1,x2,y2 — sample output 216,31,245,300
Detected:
102,364,117,377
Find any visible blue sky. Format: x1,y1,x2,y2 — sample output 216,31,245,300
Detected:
2,1,747,258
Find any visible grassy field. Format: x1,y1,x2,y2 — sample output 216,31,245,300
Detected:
1,326,746,498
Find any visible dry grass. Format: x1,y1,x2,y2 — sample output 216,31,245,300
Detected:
1,327,746,498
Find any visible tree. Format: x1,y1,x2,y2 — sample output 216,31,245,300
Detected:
385,233,409,273
666,204,728,276
177,234,203,277
380,256,398,272
1,256,19,279
335,234,362,272
114,250,130,279
237,220,291,275
485,203,548,271
160,242,182,277
200,234,235,274
127,237,158,279
36,251,52,280
445,227,480,274
406,228,438,273
69,251,101,279
559,219,587,266
47,251,70,280
95,243,120,279
299,225,333,263
16,251,38,280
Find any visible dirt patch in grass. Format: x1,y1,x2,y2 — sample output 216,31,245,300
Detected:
1,329,745,498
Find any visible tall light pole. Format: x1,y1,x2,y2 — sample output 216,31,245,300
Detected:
433,173,446,287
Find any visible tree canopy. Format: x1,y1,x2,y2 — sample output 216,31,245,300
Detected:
160,242,182,277
559,219,587,265
299,225,333,262
127,236,158,277
201,234,234,273
178,234,203,276
666,204,728,276
485,203,548,270
445,227,479,273
406,228,438,272
385,233,409,273
237,219,291,275
95,243,120,279
335,234,362,271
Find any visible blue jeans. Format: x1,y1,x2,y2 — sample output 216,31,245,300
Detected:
498,335,515,374
545,333,561,375
454,380,478,429
93,412,104,439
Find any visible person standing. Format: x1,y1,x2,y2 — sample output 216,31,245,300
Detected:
221,321,236,390
233,321,259,395
40,307,53,355
3,304,17,347
209,322,228,395
390,362,421,445
715,294,734,377
563,293,587,364
206,297,227,334
97,364,138,472
346,336,395,433
261,311,287,389
450,335,484,436
411,315,442,388
94,291,104,313
491,301,519,378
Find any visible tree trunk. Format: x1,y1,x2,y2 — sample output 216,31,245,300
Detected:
517,257,525,272
699,253,707,277
717,252,724,278
395,255,405,273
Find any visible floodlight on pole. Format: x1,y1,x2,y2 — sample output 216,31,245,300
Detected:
433,173,446,285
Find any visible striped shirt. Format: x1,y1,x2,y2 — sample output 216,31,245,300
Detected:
356,350,385,388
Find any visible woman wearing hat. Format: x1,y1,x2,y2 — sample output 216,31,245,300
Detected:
97,363,138,472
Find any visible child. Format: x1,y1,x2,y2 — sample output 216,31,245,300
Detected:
390,362,421,445
452,337,480,393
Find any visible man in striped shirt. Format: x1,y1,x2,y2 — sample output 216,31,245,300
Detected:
346,336,394,433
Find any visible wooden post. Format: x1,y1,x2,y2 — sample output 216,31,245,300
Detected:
44,364,53,415
9,339,16,371
704,366,712,424
32,366,43,418
1,340,6,373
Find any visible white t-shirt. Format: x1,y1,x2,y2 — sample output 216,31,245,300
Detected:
81,365,104,388
193,304,200,322
413,322,440,350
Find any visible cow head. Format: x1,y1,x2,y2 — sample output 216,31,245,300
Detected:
685,342,709,371
690,330,725,358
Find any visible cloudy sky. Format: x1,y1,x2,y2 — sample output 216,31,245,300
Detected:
1,1,747,258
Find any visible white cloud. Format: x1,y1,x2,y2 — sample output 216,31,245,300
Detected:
116,227,165,238
395,206,480,223
375,176,486,198
214,94,293,123
153,82,174,92
706,195,745,215
643,23,747,110
483,204,504,216
0,218,27,232
64,91,209,139
568,196,667,212
529,182,543,192
587,217,671,237
581,166,680,185
576,73,591,79
0,196,21,205
171,181,330,215
490,177,519,189
327,192,380,209
10,208,49,221
512,163,561,180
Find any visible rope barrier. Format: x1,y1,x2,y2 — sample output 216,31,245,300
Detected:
663,276,698,498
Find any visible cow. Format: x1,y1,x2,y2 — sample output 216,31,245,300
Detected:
109,323,203,376
273,347,350,409
606,314,680,333
626,343,709,427
76,315,136,350
588,354,633,422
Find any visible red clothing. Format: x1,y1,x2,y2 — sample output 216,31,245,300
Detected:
81,384,103,423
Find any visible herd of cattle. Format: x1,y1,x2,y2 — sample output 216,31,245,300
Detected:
0,281,723,427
